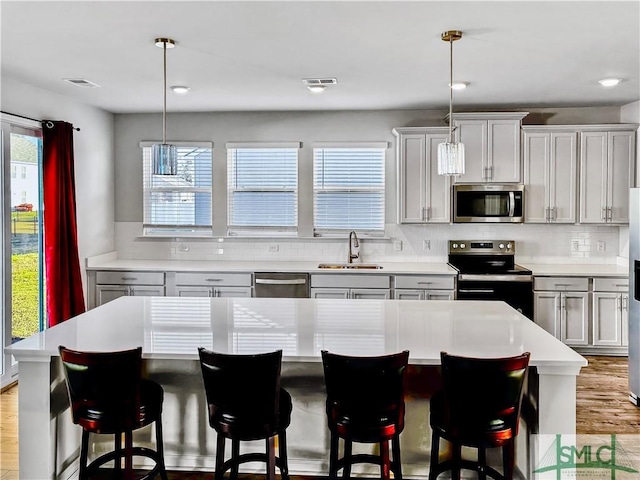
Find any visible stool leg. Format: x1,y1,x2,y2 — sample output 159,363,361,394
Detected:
230,438,240,480
392,433,403,480
503,440,515,480
478,447,487,480
451,442,461,480
155,416,169,480
329,432,340,480
343,438,353,480
215,434,226,480
380,439,391,480
79,429,89,480
428,430,440,480
278,430,290,480
124,430,134,480
114,431,122,475
266,436,277,480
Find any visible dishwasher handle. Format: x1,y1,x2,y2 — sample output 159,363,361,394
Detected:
255,278,307,285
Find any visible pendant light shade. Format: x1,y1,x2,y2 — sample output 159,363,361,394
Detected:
437,30,465,177
152,38,178,175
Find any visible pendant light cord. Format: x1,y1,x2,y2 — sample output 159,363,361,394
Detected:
448,35,454,143
162,41,167,145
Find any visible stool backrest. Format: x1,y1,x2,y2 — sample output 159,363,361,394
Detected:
321,350,409,414
198,348,283,423
58,345,143,425
440,351,530,433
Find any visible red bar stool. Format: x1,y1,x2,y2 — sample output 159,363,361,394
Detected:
428,351,531,480
198,348,292,480
58,345,168,480
321,350,410,480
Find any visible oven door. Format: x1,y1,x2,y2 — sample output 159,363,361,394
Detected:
457,279,533,319
453,185,524,223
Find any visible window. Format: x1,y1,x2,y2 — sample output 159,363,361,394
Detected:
313,143,387,235
227,143,299,235
141,142,213,236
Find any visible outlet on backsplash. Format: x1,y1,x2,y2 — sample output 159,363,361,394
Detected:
423,240,431,251
572,240,580,252
597,241,606,252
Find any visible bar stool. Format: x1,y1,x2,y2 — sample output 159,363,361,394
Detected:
198,347,292,480
321,350,410,480
428,351,531,480
58,345,167,480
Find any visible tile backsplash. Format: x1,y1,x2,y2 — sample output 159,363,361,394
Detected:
114,222,624,264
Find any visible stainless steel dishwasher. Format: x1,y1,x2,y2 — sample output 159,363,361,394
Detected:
253,273,310,298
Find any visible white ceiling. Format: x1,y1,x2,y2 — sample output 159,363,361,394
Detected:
2,1,639,114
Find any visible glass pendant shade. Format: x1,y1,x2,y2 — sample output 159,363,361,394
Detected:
151,143,178,175
437,141,465,176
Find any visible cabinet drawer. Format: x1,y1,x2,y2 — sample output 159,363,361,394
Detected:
593,277,629,292
534,276,588,291
96,271,164,285
394,275,455,290
311,274,391,289
175,272,252,286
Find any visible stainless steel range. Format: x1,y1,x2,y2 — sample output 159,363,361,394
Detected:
448,240,533,319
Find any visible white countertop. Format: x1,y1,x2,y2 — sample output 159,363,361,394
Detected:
522,263,629,277
7,297,586,374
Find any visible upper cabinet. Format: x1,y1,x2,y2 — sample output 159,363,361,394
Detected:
449,112,529,184
579,127,636,224
523,127,578,223
393,127,451,224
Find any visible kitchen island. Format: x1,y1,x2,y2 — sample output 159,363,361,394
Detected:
7,297,586,479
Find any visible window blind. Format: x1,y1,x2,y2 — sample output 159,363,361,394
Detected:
142,144,212,236
313,147,385,234
227,147,298,234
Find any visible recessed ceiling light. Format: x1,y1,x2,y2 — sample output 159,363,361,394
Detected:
450,82,468,90
171,85,190,95
598,78,621,87
307,85,326,94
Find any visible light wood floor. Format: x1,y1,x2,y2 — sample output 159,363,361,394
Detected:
2,356,640,479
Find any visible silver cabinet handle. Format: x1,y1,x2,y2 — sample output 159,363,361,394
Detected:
416,281,433,285
422,207,426,221
255,279,307,285
545,207,550,222
121,277,138,281
205,278,223,282
602,207,607,221
623,295,629,311
608,207,613,221
552,206,557,220
425,207,431,221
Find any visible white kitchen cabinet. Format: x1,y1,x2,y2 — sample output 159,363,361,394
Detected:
93,271,165,307
394,289,454,300
448,112,528,184
534,291,588,346
393,274,456,300
592,277,629,347
523,128,577,223
173,272,253,298
310,288,390,299
393,127,451,223
579,127,636,224
310,274,391,299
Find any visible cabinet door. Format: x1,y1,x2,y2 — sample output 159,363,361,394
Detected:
397,134,426,223
95,285,128,306
592,292,622,346
129,285,165,297
310,288,349,299
579,132,608,223
176,286,212,297
523,132,550,223
487,119,521,183
607,131,634,224
549,132,578,223
394,289,424,300
214,286,253,298
534,292,561,338
561,292,589,346
425,290,455,300
425,133,451,223
351,289,391,300
453,120,487,183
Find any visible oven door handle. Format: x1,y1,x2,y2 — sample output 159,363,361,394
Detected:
508,191,515,217
459,288,495,294
458,274,533,282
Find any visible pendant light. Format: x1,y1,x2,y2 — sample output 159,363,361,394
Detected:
151,38,177,175
437,30,465,177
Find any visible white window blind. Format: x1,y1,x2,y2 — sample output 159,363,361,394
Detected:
313,146,386,234
142,143,213,236
227,145,298,234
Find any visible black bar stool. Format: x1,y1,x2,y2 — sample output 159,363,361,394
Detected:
428,351,531,480
321,350,410,480
198,347,292,480
58,345,168,480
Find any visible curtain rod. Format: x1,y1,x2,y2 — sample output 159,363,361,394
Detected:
0,110,81,131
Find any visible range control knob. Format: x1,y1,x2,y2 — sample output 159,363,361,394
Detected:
499,243,505,249
452,243,458,249
507,243,512,249
460,243,466,249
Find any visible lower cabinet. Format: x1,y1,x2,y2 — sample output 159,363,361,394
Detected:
173,273,253,298
394,289,455,300
534,291,588,346
592,278,629,347
310,288,391,300
310,274,391,300
393,274,456,300
93,271,165,307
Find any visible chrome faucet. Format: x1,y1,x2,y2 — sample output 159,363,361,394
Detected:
348,231,360,263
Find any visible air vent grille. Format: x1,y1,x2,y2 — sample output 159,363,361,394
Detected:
63,78,101,88
302,78,338,86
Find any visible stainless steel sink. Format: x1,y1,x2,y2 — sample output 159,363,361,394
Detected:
317,263,383,270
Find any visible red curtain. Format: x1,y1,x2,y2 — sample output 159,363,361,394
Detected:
42,121,85,327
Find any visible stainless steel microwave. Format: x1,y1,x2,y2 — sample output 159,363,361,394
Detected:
453,184,524,223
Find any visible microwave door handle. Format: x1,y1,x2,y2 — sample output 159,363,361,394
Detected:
508,191,515,217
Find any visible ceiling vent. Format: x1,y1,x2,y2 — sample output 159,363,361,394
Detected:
63,78,101,88
302,78,338,86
